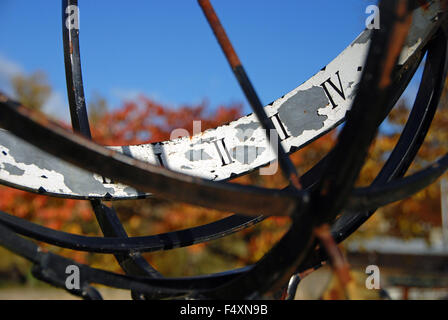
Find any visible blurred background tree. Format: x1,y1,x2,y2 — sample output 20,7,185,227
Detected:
10,71,51,111
352,81,448,242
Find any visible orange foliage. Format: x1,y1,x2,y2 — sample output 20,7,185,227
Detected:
91,97,242,146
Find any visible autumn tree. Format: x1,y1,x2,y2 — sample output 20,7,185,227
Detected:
11,71,51,111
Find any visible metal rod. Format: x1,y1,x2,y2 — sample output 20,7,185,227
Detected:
198,0,302,189
62,1,162,295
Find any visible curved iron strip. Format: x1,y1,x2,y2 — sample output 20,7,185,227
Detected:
342,31,448,214
0,216,256,295
62,0,163,300
0,223,105,299
299,26,448,273
0,210,263,253
294,11,448,282
282,1,419,293
191,0,411,299
310,0,415,226
0,224,205,297
350,154,448,210
285,274,301,300
62,0,91,138
193,27,448,293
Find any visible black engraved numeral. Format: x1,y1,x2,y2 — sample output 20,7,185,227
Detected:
213,138,234,166
102,176,115,185
269,113,290,140
321,71,346,109
155,153,165,168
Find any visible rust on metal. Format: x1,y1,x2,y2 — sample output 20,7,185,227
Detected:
314,224,352,288
290,174,303,191
198,0,242,69
379,0,413,88
417,0,431,11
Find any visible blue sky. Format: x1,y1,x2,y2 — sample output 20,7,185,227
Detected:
1,0,422,122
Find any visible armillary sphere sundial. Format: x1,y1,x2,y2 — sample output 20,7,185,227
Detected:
0,0,447,300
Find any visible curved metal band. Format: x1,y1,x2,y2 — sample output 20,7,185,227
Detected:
0,210,263,253
298,26,448,273
61,0,162,298
200,0,416,298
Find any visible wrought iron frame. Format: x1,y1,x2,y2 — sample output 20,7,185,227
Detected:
0,0,446,300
